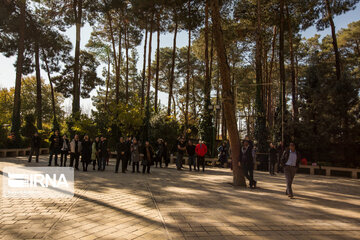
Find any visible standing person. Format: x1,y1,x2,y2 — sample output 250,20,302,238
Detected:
142,141,154,174
241,140,257,188
131,138,141,173
186,140,196,171
217,142,229,168
116,137,129,173
70,134,82,170
281,142,301,198
91,137,100,170
155,139,164,168
269,143,278,175
277,141,285,173
48,130,61,166
176,137,186,170
195,140,207,172
81,135,92,172
245,135,254,149
60,135,70,166
28,132,41,163
98,136,108,171
164,141,170,168
126,136,132,168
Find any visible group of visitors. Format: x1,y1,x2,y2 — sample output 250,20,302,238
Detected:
27,130,301,198
175,137,208,172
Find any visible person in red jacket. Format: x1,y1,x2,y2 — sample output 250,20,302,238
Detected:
195,140,208,172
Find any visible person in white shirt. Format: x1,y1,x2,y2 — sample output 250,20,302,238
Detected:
281,142,301,198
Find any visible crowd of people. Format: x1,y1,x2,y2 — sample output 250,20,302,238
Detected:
28,130,212,174
27,130,301,197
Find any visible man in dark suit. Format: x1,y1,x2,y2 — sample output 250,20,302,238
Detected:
240,140,257,188
116,137,129,173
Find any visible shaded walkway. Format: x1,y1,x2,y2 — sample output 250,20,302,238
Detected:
1,156,360,239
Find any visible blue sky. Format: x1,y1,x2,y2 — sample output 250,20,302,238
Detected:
0,5,359,114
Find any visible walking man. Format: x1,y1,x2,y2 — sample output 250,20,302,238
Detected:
241,140,257,188
281,142,301,198
195,140,207,172
28,132,41,163
70,134,82,170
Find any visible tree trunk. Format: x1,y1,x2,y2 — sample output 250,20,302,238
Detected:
216,69,220,139
185,0,191,133
72,0,82,118
117,25,122,104
141,22,148,109
155,11,161,113
267,26,277,128
325,0,342,82
279,0,286,144
11,0,26,138
172,94,177,117
204,0,211,112
209,26,214,84
105,50,110,108
146,15,154,111
42,50,57,126
286,4,298,122
167,11,178,116
35,39,42,130
192,73,196,116
211,0,246,187
106,11,119,104
254,0,267,154
125,23,129,101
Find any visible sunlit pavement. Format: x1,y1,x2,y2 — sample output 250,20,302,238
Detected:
1,156,360,240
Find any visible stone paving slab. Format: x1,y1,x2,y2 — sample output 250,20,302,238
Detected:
1,155,360,239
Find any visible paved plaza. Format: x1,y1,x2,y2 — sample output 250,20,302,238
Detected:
1,156,360,240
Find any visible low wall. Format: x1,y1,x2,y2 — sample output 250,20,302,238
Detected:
169,155,359,179
0,148,49,158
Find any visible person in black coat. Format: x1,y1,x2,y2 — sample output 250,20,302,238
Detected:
116,137,130,173
28,132,41,163
126,136,132,168
81,135,92,172
142,141,154,174
186,140,196,171
48,130,61,166
240,140,257,188
163,141,170,168
98,136,108,171
155,139,164,168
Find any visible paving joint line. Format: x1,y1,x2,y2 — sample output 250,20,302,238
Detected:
146,182,171,240
42,184,88,239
